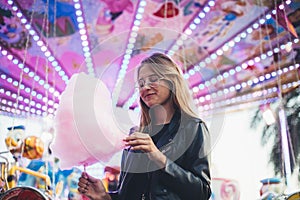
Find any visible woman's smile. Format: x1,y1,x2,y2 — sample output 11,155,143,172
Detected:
144,92,156,99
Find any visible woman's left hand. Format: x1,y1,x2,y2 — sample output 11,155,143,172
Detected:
123,132,167,168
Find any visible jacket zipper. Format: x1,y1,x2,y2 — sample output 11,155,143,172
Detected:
158,125,184,153
141,193,145,200
159,140,174,153
141,191,153,199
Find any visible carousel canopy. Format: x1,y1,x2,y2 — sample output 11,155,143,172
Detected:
0,0,299,117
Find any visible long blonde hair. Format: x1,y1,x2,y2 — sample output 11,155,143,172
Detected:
137,53,199,129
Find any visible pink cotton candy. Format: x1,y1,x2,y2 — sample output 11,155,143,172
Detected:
52,73,138,169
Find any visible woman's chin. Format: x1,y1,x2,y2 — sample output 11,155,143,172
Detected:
147,103,160,108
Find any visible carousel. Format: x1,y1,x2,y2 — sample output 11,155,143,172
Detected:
0,0,299,199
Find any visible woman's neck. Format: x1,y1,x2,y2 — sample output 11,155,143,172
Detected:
149,104,175,125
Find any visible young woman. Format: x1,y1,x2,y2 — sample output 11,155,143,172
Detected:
78,53,212,200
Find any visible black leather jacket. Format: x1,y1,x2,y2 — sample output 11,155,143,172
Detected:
110,111,211,200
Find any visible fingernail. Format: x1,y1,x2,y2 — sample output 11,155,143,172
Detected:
82,172,88,179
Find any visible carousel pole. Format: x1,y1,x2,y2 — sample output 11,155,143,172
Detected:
278,103,292,192
271,0,294,192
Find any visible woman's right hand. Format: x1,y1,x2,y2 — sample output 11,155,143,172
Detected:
78,172,112,200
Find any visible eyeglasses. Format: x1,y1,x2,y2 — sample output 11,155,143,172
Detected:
136,74,164,90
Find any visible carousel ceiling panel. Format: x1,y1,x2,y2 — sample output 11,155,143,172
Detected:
0,0,299,117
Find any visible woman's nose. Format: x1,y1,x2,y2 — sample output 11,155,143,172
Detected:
139,84,151,92
143,83,152,89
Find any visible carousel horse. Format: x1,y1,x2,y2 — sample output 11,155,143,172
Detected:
18,158,85,200
0,125,52,199
1,125,86,200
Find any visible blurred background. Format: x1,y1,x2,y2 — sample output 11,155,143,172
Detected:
0,0,300,199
